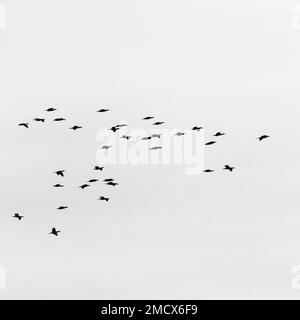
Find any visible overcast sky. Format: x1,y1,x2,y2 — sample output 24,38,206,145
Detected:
0,0,299,299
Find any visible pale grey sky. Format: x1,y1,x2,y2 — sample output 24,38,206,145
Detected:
0,0,299,299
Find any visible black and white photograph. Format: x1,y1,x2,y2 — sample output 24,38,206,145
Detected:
0,0,298,311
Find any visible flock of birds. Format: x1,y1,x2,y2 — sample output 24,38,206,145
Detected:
15,107,270,236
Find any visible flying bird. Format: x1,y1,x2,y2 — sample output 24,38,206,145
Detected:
55,170,65,177
88,179,98,183
150,146,162,150
214,132,225,137
33,118,45,122
97,109,109,113
106,182,118,186
175,132,185,136
203,169,214,173
57,206,68,210
151,134,162,139
110,126,119,133
13,213,23,221
153,122,164,126
53,118,66,122
49,227,60,236
143,116,154,120
192,126,202,131
141,136,152,140
98,196,109,202
223,165,235,172
205,141,216,146
258,135,270,141
94,166,104,171
45,108,57,112
53,184,64,188
18,123,29,128
115,124,128,128
101,145,112,150
79,184,90,189
121,135,131,140
103,178,114,182
70,125,82,131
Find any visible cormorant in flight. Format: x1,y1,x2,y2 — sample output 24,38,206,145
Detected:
79,184,90,189
150,146,162,150
143,116,154,120
49,227,60,236
153,122,164,126
214,132,225,137
55,170,65,177
99,196,109,202
13,213,23,221
53,184,64,188
18,123,29,128
53,118,66,122
258,135,270,141
70,125,82,130
192,126,202,131
101,145,112,150
223,165,235,172
205,141,216,146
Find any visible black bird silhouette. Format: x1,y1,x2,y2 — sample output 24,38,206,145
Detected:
49,227,60,236
106,182,118,186
88,179,98,183
13,213,23,221
224,165,235,172
151,134,162,138
70,125,82,130
79,184,90,189
57,206,68,210
150,146,162,150
94,166,104,171
103,178,114,182
214,131,225,137
110,126,119,133
203,169,214,173
143,116,154,120
192,126,202,131
121,135,131,140
55,170,65,177
53,118,66,122
45,108,57,112
53,184,64,188
115,124,128,128
153,121,164,125
97,109,109,112
99,196,109,202
18,123,29,128
258,135,270,141
34,118,45,122
205,141,216,146
101,145,112,150
175,132,185,136
141,136,152,140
